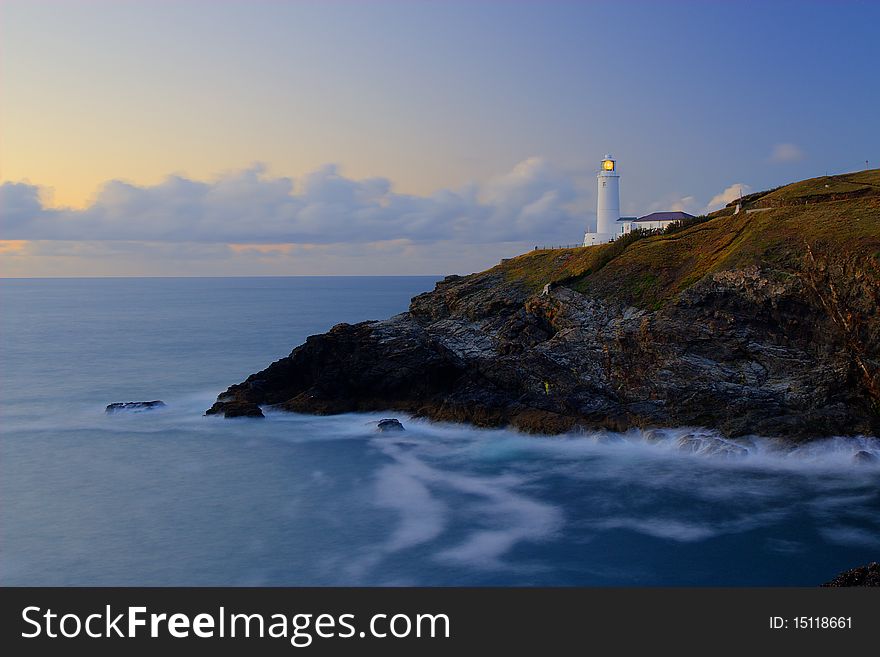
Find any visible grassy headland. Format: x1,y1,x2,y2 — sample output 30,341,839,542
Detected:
496,169,880,310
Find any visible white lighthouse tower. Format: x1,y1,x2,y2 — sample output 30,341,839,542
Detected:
583,154,619,246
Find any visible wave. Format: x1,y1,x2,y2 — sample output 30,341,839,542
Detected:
4,393,877,470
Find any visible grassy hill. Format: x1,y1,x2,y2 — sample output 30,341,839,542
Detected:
496,169,880,310
732,169,880,209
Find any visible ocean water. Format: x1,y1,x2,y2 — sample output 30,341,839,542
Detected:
1,277,878,586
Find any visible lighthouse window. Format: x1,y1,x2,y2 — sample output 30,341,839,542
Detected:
602,181,606,187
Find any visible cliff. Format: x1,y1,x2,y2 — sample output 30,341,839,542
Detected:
207,170,880,442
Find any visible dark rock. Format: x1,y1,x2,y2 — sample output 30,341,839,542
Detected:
377,418,405,432
822,562,880,587
106,400,166,414
205,400,264,418
853,450,877,464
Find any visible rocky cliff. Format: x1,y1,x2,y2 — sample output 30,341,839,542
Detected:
207,170,880,442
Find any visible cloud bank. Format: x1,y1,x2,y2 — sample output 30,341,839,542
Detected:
1,161,760,275
1,159,589,246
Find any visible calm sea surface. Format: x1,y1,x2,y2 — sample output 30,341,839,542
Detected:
1,277,878,585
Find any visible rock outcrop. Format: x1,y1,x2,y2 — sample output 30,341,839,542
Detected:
206,171,880,443
106,400,166,413
822,562,880,587
206,400,263,418
205,263,878,440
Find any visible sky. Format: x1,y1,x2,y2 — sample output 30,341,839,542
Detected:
2,0,878,276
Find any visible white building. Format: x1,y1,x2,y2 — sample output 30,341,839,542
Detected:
583,154,619,246
617,211,695,236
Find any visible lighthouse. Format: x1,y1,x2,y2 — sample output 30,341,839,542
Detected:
583,154,619,246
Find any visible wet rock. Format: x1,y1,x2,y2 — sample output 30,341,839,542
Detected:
822,562,880,587
106,400,166,413
377,418,405,432
205,400,264,418
853,450,877,464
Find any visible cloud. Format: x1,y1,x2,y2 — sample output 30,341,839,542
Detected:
645,194,702,216
669,196,699,213
1,164,778,275
705,183,751,213
769,143,805,163
647,183,752,217
228,243,298,255
0,238,538,277
0,159,589,247
0,182,46,230
818,525,880,548
0,240,28,254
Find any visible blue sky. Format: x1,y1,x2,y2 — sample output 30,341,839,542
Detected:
2,0,878,276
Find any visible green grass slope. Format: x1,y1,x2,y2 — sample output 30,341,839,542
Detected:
495,168,880,309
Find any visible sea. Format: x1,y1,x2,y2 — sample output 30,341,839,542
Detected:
1,277,878,586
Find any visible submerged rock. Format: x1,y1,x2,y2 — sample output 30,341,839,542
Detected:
853,450,877,464
822,562,880,587
105,400,166,414
205,400,264,418
377,418,405,432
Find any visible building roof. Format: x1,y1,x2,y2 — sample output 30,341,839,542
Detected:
632,211,695,223
616,216,638,222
